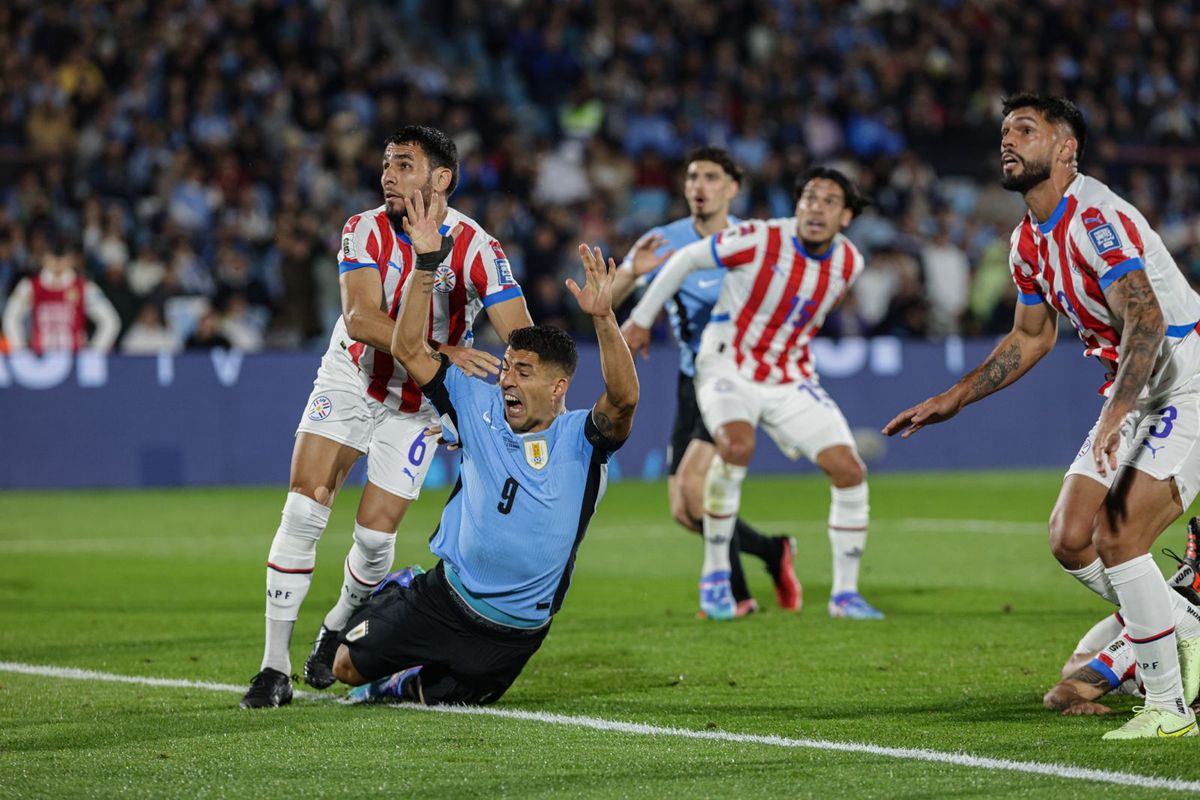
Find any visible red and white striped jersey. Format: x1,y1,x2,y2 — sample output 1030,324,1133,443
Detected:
701,218,864,384
1008,174,1200,397
30,272,88,353
324,204,522,412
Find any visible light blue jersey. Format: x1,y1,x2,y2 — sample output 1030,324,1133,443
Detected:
624,215,739,376
421,362,621,627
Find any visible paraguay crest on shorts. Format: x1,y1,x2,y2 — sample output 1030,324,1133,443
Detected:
308,394,333,421
523,437,549,470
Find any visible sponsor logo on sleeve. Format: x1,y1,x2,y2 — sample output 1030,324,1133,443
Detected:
1087,223,1122,255
490,240,515,285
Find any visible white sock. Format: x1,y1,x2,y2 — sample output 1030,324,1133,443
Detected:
1065,558,1119,605
262,492,330,673
1107,554,1188,716
828,483,869,597
322,523,396,631
1171,590,1200,640
702,457,746,577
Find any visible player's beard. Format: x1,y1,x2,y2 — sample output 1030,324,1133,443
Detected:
1000,155,1052,194
385,179,434,232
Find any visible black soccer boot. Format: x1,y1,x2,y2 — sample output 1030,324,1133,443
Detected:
240,668,293,709
1165,517,1200,605
303,624,341,689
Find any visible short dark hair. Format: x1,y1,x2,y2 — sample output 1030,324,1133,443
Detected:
793,167,869,218
684,147,744,183
385,125,460,195
1001,93,1087,159
508,325,578,379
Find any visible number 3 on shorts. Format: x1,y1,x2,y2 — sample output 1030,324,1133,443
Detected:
1150,406,1178,440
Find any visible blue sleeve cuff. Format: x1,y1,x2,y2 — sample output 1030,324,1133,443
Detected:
1086,657,1121,690
481,285,523,307
339,261,377,274
709,236,723,268
1018,291,1042,305
1098,257,1144,290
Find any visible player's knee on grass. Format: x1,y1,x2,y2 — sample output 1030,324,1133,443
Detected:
333,645,366,685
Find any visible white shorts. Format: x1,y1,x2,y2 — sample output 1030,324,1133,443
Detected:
295,354,440,500
694,353,855,462
1066,389,1200,508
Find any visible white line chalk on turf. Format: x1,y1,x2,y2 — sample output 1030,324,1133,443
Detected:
2,661,1198,794
0,661,335,702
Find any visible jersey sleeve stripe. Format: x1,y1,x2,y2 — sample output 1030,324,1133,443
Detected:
1097,257,1144,290
722,247,758,268
1018,292,1042,305
338,261,377,273
481,285,523,307
1167,321,1200,337
1086,657,1122,690
709,236,723,268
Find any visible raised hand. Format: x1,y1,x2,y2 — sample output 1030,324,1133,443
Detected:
566,243,616,318
402,189,461,256
439,344,501,378
629,233,673,277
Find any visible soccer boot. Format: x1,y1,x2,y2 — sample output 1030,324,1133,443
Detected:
343,666,422,705
1180,636,1200,704
240,668,293,709
1101,705,1198,740
699,570,736,621
767,536,802,612
303,624,341,689
372,564,426,597
1164,517,1200,605
696,597,759,620
828,591,885,620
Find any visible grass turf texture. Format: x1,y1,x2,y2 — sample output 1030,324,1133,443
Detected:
0,471,1197,799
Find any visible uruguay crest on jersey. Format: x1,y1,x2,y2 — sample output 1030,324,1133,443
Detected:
524,437,549,470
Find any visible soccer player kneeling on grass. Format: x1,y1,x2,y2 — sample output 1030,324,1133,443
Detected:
331,188,637,705
1045,525,1200,716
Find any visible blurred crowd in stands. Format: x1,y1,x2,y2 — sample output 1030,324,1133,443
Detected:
4,0,1200,353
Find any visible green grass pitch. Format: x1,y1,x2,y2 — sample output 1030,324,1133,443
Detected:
1,471,1198,798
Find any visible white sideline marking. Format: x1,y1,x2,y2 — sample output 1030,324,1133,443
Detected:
2,662,1198,793
0,518,1046,553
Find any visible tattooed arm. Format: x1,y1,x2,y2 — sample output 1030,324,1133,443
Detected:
1043,664,1115,715
883,300,1058,438
1091,269,1165,474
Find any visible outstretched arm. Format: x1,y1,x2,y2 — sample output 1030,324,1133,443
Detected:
612,233,672,307
1043,665,1114,716
621,238,715,358
390,189,459,386
1091,269,1165,475
568,244,638,443
883,299,1057,438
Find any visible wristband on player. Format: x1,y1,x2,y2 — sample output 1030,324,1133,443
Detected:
415,236,455,271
